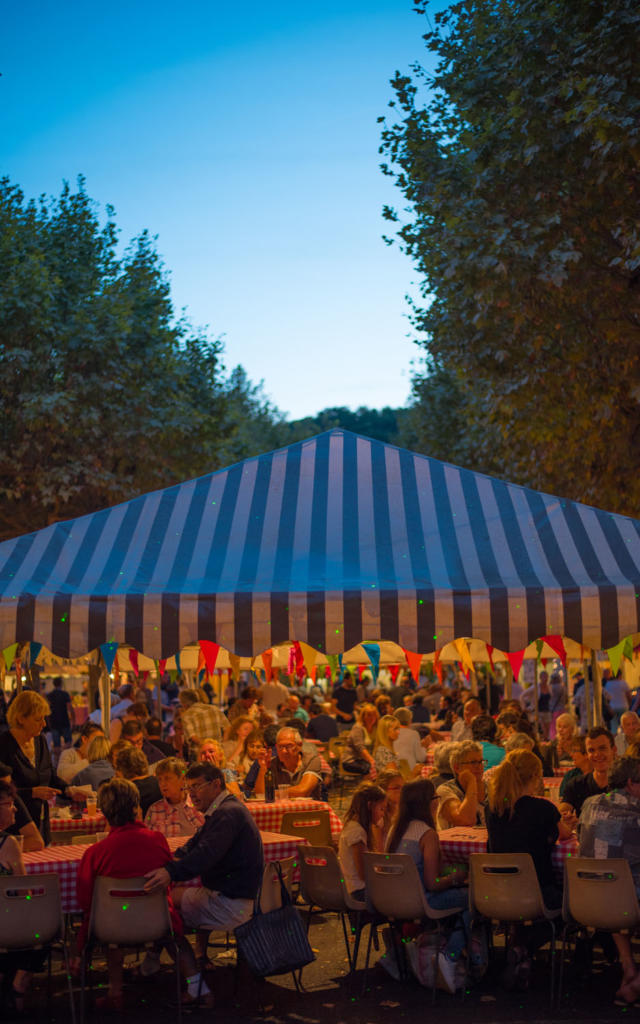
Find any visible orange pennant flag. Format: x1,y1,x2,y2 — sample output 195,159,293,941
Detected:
402,648,423,685
262,649,273,683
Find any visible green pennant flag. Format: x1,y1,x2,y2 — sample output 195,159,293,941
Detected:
1,643,18,671
535,639,544,662
607,638,627,677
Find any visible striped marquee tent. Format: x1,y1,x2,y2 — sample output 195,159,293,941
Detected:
1,428,640,662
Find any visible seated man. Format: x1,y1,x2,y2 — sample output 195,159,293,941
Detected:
0,761,44,852
450,698,482,742
120,718,165,766
436,740,487,829
578,756,640,1003
563,726,616,814
256,726,324,798
471,714,505,769
306,702,338,744
144,763,264,1005
615,711,640,755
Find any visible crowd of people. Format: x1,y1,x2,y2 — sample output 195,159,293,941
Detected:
1,663,640,1012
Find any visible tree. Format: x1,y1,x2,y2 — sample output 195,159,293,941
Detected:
0,177,281,539
381,0,640,513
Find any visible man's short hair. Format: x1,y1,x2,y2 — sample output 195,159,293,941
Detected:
115,746,149,779
145,716,163,737
155,756,187,778
98,778,140,826
276,727,299,745
179,689,199,708
394,707,412,726
609,756,640,790
127,701,150,721
121,720,143,740
586,726,615,747
185,763,225,787
471,714,497,743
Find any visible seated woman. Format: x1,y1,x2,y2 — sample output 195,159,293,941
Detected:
71,735,114,790
114,747,161,816
386,779,469,993
437,740,487,829
195,738,243,800
344,704,379,776
221,717,255,763
0,761,44,852
371,768,403,850
427,741,461,790
486,749,572,989
144,757,204,837
373,715,401,773
338,783,385,901
76,778,184,1010
57,721,104,783
232,731,265,797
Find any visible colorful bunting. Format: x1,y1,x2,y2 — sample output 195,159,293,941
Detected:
507,649,526,682
262,649,273,683
1,643,18,672
199,640,220,677
362,642,381,681
99,641,119,674
402,648,423,685
454,638,475,675
541,635,568,667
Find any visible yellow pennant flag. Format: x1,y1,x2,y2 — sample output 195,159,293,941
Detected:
228,653,241,681
1,643,18,672
454,638,475,675
607,637,628,677
298,641,319,673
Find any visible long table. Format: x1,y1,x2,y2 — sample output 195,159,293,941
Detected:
50,812,106,841
245,798,343,841
439,826,577,882
25,831,304,914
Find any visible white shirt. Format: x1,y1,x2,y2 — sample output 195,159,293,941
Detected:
338,820,367,895
393,727,426,770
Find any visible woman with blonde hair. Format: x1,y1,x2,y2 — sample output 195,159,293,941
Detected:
486,749,572,988
0,691,81,844
374,715,401,772
371,767,403,850
343,703,379,775
196,737,243,799
222,716,255,762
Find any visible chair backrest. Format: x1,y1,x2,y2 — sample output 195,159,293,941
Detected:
259,857,296,913
280,810,331,846
468,853,546,923
297,843,359,912
72,834,99,845
0,873,63,949
362,852,430,921
88,875,173,945
564,857,640,932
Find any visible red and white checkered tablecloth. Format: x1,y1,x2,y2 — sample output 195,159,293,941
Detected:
24,831,306,914
439,826,578,882
245,799,343,841
50,813,106,835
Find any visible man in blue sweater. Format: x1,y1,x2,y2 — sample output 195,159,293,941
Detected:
144,762,264,1003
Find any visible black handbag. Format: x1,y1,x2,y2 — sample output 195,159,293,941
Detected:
235,863,315,977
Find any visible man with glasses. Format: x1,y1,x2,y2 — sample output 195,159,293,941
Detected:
144,762,263,1005
256,726,323,799
436,740,488,828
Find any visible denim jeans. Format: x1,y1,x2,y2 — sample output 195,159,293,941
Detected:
426,887,469,961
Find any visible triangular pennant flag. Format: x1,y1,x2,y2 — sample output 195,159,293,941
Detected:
142,670,149,682
262,649,273,684
287,646,296,675
199,641,221,677
309,665,317,684
358,665,364,681
507,649,526,682
29,642,43,667
100,641,119,674
402,648,423,684
298,641,318,673
158,659,167,676
2,643,18,671
389,664,400,684
293,642,306,679
434,660,443,683
485,644,495,672
361,643,381,681
326,654,339,681
541,635,568,667
129,649,139,677
169,669,178,683
175,652,181,676
229,653,241,681
535,639,544,662
454,638,474,675
196,648,206,676
607,638,626,677
541,658,548,667
624,636,634,661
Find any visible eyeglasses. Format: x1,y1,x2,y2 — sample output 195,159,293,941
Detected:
458,760,487,768
186,781,210,796
277,743,298,751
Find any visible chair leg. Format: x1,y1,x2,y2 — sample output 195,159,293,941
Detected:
340,913,353,971
171,939,182,1024
62,941,77,1024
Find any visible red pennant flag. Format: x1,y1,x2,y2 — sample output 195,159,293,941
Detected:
402,648,423,685
485,644,496,672
158,659,167,676
129,649,139,677
142,670,149,682
389,664,400,684
199,641,220,677
309,665,317,683
434,660,443,683
541,658,548,668
541,635,567,667
507,649,526,682
358,665,364,681
262,649,273,683
196,648,206,676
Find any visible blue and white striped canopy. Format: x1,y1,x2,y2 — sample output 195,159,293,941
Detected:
1,429,639,659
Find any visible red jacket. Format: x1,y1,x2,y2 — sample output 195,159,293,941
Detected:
76,821,182,947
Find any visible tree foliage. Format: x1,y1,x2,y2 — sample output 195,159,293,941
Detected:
0,177,284,539
382,0,640,514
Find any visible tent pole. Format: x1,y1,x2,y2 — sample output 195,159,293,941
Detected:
99,663,112,735
532,663,540,740
584,658,594,731
504,662,513,700
591,650,603,727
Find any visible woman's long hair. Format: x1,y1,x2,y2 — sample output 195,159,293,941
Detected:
487,749,542,818
387,778,436,852
344,782,385,844
375,714,397,751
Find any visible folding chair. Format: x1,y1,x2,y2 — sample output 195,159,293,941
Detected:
297,843,371,973
80,875,181,1024
0,872,75,1022
559,856,640,1002
363,852,464,999
280,809,332,846
468,852,561,1006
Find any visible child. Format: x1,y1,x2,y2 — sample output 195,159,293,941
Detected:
338,782,385,901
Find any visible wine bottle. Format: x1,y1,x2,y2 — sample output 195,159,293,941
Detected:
264,765,275,803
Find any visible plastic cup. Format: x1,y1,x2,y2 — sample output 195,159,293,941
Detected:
86,799,98,817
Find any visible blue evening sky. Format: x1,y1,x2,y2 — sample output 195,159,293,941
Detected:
2,1,446,419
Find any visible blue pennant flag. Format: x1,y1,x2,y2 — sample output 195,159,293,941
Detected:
362,642,381,681
100,641,119,674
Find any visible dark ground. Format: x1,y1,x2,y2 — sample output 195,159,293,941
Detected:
25,910,640,1024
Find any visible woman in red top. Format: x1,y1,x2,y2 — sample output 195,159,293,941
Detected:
77,778,183,1009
